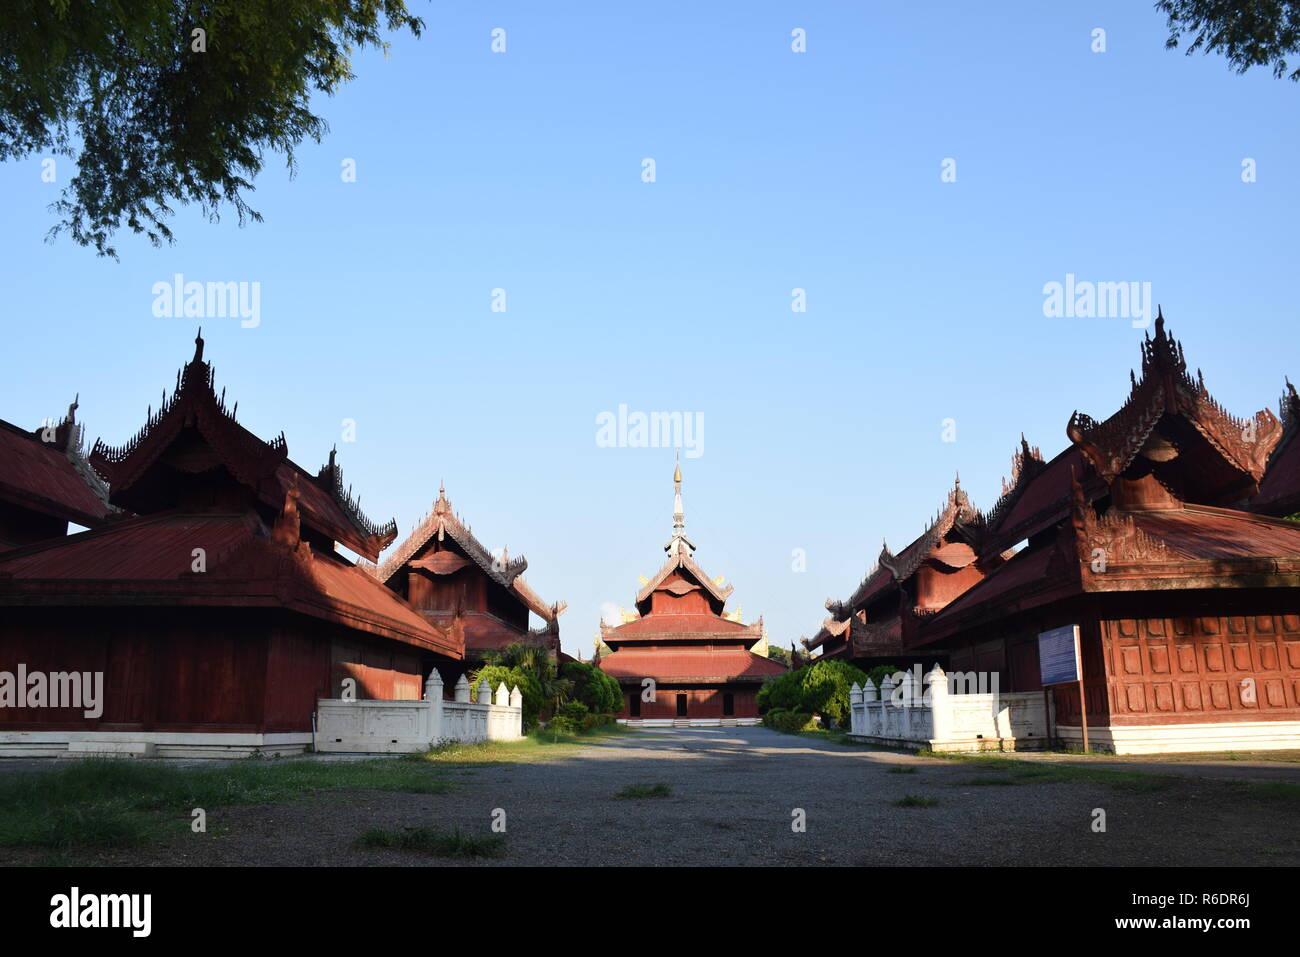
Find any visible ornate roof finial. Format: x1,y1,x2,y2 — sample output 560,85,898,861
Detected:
664,453,695,556
193,327,204,363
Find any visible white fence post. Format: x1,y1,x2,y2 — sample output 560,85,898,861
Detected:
424,668,445,745
928,665,950,747
862,678,878,736
494,681,509,706
879,674,895,739
477,678,492,705
849,682,862,735
454,674,471,703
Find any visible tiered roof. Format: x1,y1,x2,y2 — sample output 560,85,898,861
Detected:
370,483,566,627
0,333,458,657
596,462,784,682
88,331,396,562
815,310,1300,654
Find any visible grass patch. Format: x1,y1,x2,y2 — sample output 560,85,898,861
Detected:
615,783,672,799
1232,780,1300,803
359,826,505,858
892,795,940,808
406,723,633,767
919,752,1172,793
0,756,452,852
887,767,918,775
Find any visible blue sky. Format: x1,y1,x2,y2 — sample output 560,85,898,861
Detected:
2,1,1298,658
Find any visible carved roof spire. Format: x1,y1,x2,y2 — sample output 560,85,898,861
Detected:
666,453,694,556
193,327,204,363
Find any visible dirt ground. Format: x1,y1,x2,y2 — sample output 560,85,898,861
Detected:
5,727,1298,867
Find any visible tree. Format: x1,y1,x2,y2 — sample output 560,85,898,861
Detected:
1156,1,1300,82
482,643,572,719
0,0,423,257
765,645,792,667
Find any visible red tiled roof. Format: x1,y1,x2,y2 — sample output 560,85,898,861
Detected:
985,447,1095,548
0,419,112,529
0,509,458,656
597,647,787,682
605,612,758,640
1130,506,1300,560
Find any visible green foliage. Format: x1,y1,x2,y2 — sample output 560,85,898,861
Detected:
0,756,450,850
893,795,941,808
762,709,817,733
546,715,578,734
1157,1,1300,82
560,660,622,714
557,701,589,723
800,659,869,726
756,671,804,713
765,645,793,667
0,0,424,256
615,783,672,799
757,658,869,727
482,643,572,721
469,664,542,731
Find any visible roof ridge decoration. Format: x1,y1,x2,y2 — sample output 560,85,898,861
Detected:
886,474,981,584
1068,467,1168,571
89,329,288,491
981,434,1046,532
43,394,114,513
315,446,397,553
375,483,531,591
1281,377,1300,434
1066,310,1282,484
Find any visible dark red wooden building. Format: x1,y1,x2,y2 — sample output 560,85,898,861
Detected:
370,483,566,680
0,333,461,757
812,312,1300,753
596,464,785,725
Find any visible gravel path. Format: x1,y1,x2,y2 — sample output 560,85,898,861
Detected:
10,728,1299,866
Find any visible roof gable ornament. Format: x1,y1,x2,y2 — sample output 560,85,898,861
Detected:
1066,310,1282,485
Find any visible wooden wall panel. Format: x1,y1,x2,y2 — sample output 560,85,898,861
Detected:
1101,612,1300,726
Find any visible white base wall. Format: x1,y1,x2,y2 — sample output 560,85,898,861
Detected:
0,731,311,759
619,718,763,728
1056,720,1300,755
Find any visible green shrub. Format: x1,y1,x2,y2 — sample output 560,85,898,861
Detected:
546,715,578,734
763,710,817,733
560,661,623,714
557,701,589,723
758,659,869,727
469,664,543,731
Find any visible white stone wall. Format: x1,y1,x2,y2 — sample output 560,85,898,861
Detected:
848,666,1048,752
316,670,524,753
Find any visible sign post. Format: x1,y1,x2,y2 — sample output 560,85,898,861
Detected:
1037,624,1088,753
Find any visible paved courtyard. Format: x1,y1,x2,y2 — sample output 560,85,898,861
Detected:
19,726,1295,867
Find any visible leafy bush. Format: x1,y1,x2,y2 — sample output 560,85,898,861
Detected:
756,671,804,713
757,659,869,727
560,661,623,714
557,701,590,723
546,716,578,734
800,659,869,727
469,664,543,731
762,710,817,733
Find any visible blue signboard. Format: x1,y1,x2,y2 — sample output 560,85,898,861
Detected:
1038,625,1080,686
